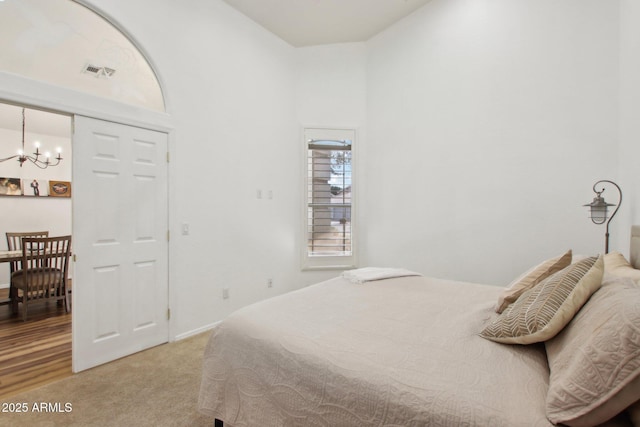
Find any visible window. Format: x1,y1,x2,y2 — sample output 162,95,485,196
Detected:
303,128,355,269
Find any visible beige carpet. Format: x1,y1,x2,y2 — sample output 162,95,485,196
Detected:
1,332,214,427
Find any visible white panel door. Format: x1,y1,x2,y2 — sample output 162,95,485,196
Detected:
72,115,169,372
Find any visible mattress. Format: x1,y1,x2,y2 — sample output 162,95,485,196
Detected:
198,275,555,426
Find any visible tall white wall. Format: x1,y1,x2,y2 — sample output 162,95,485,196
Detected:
295,43,367,127
619,0,640,251
81,0,305,337
295,42,368,272
0,0,631,339
364,0,620,285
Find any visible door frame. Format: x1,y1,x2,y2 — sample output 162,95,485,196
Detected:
0,72,177,350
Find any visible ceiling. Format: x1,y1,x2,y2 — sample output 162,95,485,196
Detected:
221,0,433,47
0,103,71,139
0,0,433,140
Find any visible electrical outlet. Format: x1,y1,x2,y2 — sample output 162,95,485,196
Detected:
267,278,273,288
222,288,230,299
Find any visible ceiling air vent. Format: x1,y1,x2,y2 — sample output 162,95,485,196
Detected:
83,64,116,78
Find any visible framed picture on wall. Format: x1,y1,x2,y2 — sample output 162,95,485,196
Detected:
22,179,49,197
0,177,22,196
49,180,72,198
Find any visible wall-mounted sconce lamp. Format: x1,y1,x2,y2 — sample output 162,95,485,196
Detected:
583,179,622,254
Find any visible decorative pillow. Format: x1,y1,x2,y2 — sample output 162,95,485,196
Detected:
545,276,640,426
494,249,572,313
605,251,640,284
481,256,603,345
572,254,590,264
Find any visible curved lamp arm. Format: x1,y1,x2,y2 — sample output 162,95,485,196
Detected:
590,180,622,253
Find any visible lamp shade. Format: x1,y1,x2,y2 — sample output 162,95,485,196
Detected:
584,194,615,224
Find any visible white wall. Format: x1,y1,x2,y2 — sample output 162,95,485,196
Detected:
295,42,368,273
618,0,640,251
364,0,620,285
0,0,632,339
83,0,350,338
0,128,72,286
295,43,367,127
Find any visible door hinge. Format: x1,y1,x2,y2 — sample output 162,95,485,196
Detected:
167,308,171,320
167,230,170,242
73,254,77,262
166,152,170,163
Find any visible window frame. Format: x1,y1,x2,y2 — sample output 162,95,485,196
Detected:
301,127,357,270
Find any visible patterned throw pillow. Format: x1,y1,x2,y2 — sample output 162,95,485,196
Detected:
480,256,603,345
494,250,572,313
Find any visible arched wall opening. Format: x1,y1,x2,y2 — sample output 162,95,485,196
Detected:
0,0,172,381
0,0,165,112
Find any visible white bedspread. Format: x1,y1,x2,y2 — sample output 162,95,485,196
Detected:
198,275,554,426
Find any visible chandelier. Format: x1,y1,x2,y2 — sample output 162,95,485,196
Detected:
0,108,63,169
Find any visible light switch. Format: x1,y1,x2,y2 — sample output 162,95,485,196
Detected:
181,223,190,235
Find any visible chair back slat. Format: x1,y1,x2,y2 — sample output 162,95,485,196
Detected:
20,236,72,305
6,231,49,273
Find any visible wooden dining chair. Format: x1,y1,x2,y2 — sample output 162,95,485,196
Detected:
6,231,49,312
10,235,72,321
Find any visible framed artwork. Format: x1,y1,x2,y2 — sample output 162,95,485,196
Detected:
22,179,49,197
49,180,72,198
0,177,22,196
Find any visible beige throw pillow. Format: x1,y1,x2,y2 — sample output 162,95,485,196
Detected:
495,250,572,313
604,251,640,284
481,256,603,345
546,276,640,426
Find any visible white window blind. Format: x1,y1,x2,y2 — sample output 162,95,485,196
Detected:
303,128,355,269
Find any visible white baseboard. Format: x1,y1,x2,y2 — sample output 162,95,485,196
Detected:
0,283,8,290
172,321,221,342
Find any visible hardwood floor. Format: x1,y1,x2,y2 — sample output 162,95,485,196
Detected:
0,287,72,399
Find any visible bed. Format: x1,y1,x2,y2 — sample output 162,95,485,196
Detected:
199,226,640,426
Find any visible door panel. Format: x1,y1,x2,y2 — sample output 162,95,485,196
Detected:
72,116,168,372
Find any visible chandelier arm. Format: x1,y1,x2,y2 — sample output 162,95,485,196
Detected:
25,156,51,169
0,155,20,163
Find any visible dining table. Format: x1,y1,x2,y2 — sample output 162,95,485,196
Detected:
0,250,23,306
0,249,23,263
